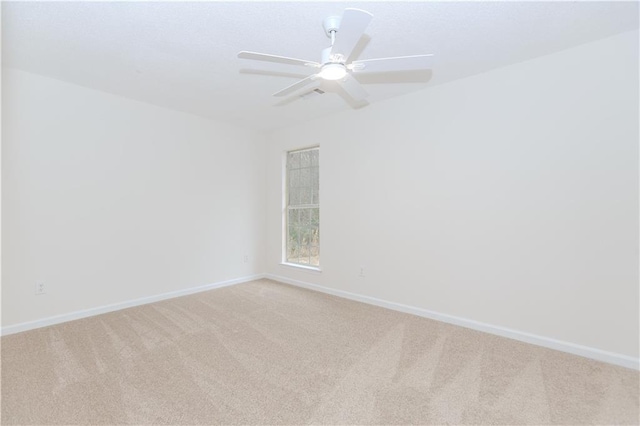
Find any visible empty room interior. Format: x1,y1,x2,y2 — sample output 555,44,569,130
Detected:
1,1,639,424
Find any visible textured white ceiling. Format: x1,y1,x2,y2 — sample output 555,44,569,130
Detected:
2,1,638,131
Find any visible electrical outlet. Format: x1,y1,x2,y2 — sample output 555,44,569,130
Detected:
35,282,46,295
243,254,249,263
359,266,365,277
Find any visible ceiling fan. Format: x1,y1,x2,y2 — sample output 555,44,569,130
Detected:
237,8,434,107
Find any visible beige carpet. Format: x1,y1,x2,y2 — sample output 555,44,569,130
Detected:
1,279,638,425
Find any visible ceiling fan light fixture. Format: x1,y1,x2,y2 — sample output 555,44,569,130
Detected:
318,63,347,80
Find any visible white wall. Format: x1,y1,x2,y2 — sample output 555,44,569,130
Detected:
266,30,639,358
3,30,637,362
2,69,266,327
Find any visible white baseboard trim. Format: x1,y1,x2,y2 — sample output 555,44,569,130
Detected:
5,272,637,371
1,274,266,337
265,273,640,371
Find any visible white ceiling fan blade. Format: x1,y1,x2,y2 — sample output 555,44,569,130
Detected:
273,74,320,97
275,86,325,106
326,81,369,109
350,54,434,74
238,51,320,68
337,74,368,102
329,9,373,62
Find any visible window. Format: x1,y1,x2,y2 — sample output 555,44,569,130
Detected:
285,147,319,267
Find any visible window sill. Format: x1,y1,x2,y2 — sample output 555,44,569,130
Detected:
280,262,322,273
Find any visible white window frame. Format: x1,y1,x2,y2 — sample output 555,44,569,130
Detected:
281,146,320,271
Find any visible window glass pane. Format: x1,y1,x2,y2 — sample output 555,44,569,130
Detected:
310,246,319,266
303,185,313,205
287,238,298,262
303,225,312,246
288,187,298,206
288,169,300,187
311,170,319,204
298,209,308,226
300,168,310,187
299,151,310,168
288,151,300,170
312,216,319,247
287,227,299,263
286,148,319,267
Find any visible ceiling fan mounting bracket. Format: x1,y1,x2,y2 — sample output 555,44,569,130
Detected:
322,16,342,38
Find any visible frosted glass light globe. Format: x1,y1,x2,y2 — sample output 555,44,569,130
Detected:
319,63,347,80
